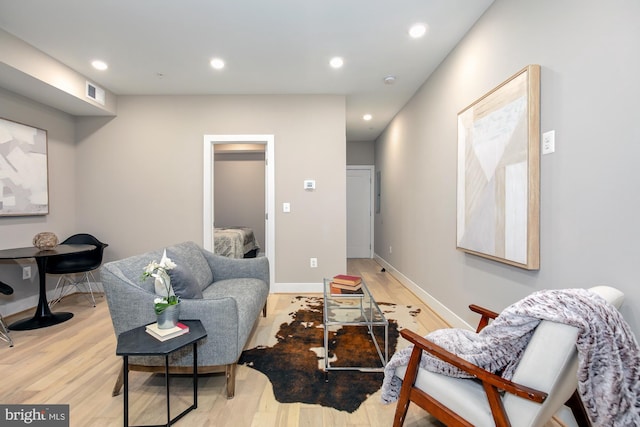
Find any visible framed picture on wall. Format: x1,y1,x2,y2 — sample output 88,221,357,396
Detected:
0,118,49,216
456,65,540,270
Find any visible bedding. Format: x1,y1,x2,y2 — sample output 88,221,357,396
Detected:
214,226,260,258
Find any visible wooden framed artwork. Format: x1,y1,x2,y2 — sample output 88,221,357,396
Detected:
456,65,540,270
0,118,49,216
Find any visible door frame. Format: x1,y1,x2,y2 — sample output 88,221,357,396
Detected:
203,134,275,288
347,165,374,258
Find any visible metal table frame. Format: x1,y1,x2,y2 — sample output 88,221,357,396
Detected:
322,278,388,378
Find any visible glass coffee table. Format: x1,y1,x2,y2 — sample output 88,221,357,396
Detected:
323,277,388,379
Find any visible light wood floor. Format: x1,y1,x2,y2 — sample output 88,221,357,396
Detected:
0,259,452,426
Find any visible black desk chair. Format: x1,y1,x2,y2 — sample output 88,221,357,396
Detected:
0,281,14,347
46,233,108,308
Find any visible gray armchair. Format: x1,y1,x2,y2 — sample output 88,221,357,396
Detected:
101,241,269,398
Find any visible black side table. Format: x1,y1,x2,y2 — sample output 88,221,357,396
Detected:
116,320,207,427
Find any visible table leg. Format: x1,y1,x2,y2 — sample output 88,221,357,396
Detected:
193,343,198,408
324,318,329,382
165,355,170,426
123,357,129,427
8,256,73,330
384,323,389,365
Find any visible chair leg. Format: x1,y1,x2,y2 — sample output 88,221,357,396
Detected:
112,363,124,397
393,347,424,427
0,312,14,347
48,276,70,308
84,271,97,307
226,364,236,399
262,301,267,317
566,390,592,427
49,272,97,308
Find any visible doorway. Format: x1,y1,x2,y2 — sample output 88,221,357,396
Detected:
203,134,275,287
214,144,266,250
347,166,374,258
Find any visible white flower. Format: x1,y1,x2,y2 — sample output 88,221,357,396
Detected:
142,249,179,312
143,250,176,277
158,249,176,270
143,261,159,275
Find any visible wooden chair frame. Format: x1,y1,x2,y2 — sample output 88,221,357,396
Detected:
392,304,590,427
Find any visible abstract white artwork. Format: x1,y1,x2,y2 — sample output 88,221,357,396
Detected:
456,65,540,270
0,118,49,216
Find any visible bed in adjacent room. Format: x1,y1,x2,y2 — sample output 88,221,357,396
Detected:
214,226,260,258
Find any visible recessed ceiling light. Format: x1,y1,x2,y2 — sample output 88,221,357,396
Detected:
210,58,225,70
383,75,397,85
329,57,344,69
91,60,108,71
409,23,427,38
363,114,373,121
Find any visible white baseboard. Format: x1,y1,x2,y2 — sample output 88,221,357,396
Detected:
2,294,43,318
271,282,322,294
2,268,468,331
373,254,472,330
1,282,105,318
271,259,473,331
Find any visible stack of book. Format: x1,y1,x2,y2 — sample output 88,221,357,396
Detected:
330,274,364,296
145,322,190,341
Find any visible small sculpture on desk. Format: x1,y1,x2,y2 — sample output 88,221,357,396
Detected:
33,232,59,250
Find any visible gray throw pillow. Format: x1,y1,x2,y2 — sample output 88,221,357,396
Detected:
168,264,204,299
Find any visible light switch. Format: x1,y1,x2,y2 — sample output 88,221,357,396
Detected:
283,202,291,213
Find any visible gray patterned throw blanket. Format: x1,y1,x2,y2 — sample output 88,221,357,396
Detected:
381,289,640,426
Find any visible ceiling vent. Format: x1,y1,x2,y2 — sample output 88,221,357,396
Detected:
86,81,105,105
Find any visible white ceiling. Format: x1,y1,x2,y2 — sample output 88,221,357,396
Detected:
0,0,493,141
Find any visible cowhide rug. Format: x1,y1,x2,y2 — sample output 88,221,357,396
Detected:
239,296,421,413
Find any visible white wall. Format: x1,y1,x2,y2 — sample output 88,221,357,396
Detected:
375,0,640,335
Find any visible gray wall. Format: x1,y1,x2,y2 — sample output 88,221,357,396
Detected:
375,0,640,335
0,88,78,314
0,91,345,315
347,140,375,165
214,151,266,251
75,95,346,285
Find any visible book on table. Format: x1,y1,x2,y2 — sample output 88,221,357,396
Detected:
145,322,190,341
331,281,362,291
330,282,364,297
332,274,362,287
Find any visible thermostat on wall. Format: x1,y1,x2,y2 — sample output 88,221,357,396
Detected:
304,180,316,190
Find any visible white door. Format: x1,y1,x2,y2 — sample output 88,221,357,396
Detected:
347,166,374,258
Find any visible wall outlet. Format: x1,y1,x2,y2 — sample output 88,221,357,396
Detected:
23,266,31,280
542,130,555,154
310,258,318,268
